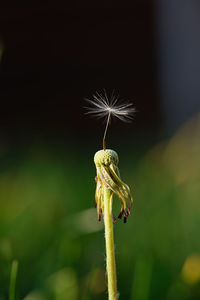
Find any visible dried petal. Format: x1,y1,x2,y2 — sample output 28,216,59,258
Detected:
94,149,133,223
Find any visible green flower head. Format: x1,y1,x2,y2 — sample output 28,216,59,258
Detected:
94,149,133,223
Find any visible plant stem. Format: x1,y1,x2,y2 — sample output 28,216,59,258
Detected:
103,186,118,300
9,260,18,300
103,111,111,150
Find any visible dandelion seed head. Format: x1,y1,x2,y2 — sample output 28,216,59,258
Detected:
85,91,135,123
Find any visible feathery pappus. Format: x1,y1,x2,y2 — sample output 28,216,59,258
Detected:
85,91,135,122
85,91,135,149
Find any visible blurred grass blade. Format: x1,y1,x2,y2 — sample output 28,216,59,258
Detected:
9,260,19,300
131,255,153,300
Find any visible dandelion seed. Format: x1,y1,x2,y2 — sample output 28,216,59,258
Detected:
85,91,135,150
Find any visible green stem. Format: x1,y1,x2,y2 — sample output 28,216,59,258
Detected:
103,186,118,300
9,260,18,300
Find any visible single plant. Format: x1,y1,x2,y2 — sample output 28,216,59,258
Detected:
86,91,134,300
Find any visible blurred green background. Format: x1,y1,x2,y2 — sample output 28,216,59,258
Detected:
1,114,200,300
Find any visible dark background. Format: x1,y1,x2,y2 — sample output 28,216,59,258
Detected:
0,1,158,148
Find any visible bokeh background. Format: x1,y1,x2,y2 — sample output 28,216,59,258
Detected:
0,1,200,299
